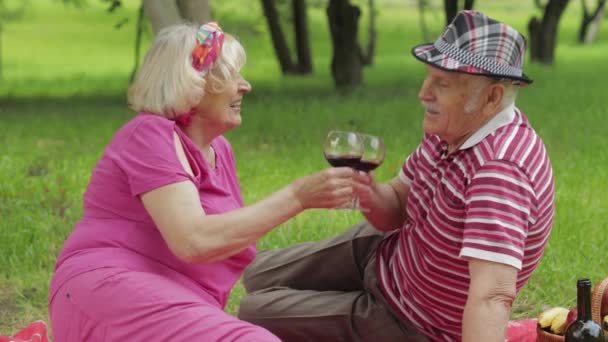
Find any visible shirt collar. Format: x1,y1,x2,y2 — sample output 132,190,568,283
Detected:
459,103,516,150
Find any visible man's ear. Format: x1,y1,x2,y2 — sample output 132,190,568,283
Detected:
483,83,505,115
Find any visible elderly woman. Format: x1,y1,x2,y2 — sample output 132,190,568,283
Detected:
48,22,358,341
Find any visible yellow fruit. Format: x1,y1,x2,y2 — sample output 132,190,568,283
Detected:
550,309,569,335
603,314,608,331
538,307,569,330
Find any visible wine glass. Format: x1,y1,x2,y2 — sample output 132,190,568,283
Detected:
358,134,386,173
323,130,363,209
355,134,385,212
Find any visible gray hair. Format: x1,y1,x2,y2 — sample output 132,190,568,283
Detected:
464,76,518,113
128,23,246,119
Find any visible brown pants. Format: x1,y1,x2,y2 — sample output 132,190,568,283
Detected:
238,221,430,342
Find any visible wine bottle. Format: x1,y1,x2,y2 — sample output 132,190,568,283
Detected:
565,278,604,341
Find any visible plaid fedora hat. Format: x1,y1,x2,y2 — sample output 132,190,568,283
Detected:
412,10,532,85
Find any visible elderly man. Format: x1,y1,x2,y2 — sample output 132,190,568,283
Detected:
238,10,554,342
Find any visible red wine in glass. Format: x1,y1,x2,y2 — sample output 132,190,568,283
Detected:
354,160,382,172
323,131,364,210
324,154,362,168
358,134,385,173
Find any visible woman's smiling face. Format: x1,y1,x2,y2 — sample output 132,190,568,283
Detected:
195,74,252,132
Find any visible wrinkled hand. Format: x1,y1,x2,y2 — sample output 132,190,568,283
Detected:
352,171,376,211
291,167,358,209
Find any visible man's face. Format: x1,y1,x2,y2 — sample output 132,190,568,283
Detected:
418,65,490,146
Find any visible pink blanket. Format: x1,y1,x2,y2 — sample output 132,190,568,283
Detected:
506,319,538,342
0,318,537,341
0,321,50,342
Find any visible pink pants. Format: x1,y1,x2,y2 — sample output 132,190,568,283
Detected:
49,267,280,342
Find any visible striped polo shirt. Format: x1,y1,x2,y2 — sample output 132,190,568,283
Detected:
376,104,555,341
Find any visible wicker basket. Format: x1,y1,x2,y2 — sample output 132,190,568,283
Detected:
535,277,608,342
591,276,608,324
536,327,564,342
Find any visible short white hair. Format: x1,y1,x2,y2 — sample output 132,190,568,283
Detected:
500,82,518,108
128,23,246,119
464,76,518,113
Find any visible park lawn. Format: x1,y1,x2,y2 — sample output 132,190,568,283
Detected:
1,0,608,336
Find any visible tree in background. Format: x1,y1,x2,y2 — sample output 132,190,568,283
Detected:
578,0,605,44
47,0,587,87
61,0,211,32
326,0,376,88
59,0,212,82
293,0,312,74
142,0,211,34
130,0,213,81
262,0,376,88
444,0,474,26
528,0,570,65
261,0,312,75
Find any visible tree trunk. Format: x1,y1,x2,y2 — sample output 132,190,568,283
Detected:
528,0,570,64
177,0,212,25
578,0,606,44
444,0,458,26
444,0,475,26
527,16,541,64
292,0,312,74
360,0,376,65
585,2,605,43
130,3,145,83
142,0,182,34
261,0,297,74
327,0,362,88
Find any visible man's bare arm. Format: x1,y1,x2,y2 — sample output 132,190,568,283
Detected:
462,258,518,342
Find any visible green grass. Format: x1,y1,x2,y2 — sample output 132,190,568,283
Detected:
1,0,608,336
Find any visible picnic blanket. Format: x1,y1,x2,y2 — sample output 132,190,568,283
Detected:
0,318,537,341
0,320,50,342
506,319,538,341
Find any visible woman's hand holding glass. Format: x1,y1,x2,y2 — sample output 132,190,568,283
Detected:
290,167,359,210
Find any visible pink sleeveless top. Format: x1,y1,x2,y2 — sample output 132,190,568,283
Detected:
50,112,255,308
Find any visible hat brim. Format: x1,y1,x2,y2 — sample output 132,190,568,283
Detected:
412,43,533,86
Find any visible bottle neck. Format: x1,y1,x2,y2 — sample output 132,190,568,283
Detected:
577,280,593,320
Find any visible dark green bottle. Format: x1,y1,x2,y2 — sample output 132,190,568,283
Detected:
565,279,604,341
